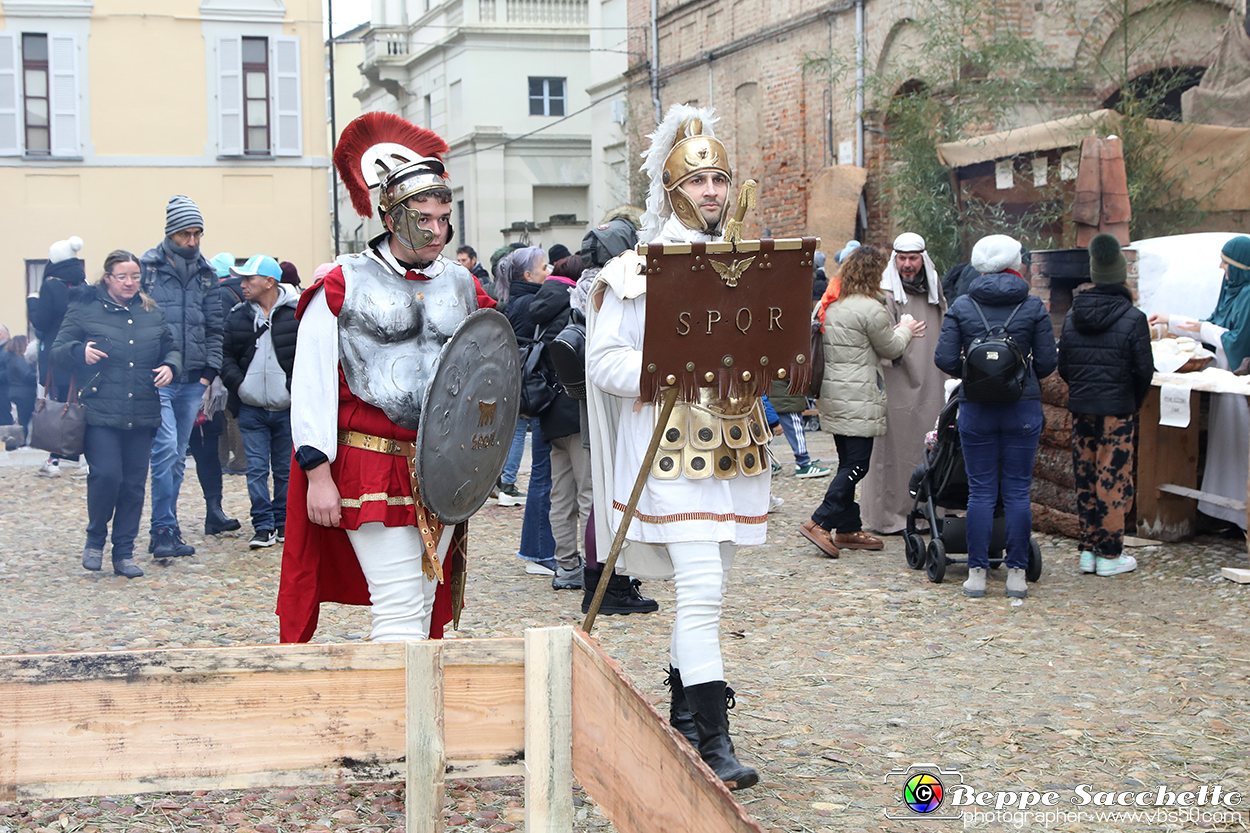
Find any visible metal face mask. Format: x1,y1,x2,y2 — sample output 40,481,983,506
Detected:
387,201,440,251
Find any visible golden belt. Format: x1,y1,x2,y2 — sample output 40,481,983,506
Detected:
336,429,445,582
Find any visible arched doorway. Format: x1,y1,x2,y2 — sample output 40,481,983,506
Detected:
1102,65,1208,120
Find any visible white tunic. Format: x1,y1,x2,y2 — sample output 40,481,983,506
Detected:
586,216,770,579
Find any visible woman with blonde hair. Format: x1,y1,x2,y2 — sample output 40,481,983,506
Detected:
799,245,925,558
51,250,180,578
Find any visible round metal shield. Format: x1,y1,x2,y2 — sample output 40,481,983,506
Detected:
415,309,522,524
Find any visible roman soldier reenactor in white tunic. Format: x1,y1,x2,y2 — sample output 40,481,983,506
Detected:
585,104,763,790
278,113,478,643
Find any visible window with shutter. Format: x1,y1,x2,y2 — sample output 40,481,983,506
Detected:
272,36,301,156
22,33,49,155
0,33,19,156
48,33,79,157
242,36,269,154
217,35,243,156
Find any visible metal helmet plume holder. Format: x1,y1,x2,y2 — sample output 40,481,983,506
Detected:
636,235,820,405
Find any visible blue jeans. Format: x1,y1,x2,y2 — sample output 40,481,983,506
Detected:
958,399,1043,569
237,404,292,533
517,416,555,565
501,420,527,486
150,380,206,532
84,424,155,560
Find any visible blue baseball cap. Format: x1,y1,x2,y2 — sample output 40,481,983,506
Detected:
208,252,236,278
231,254,282,281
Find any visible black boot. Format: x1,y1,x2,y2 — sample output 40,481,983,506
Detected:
664,667,698,746
581,568,659,615
204,495,241,534
684,681,758,791
580,565,602,614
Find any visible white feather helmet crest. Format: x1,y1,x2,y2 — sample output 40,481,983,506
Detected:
639,104,732,243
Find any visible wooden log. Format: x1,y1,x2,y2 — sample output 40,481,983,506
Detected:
1032,502,1081,538
1034,445,1076,490
525,626,574,833
570,631,764,833
1041,403,1073,450
1031,477,1077,516
1040,373,1070,408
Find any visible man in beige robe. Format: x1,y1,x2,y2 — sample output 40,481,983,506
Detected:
861,232,948,534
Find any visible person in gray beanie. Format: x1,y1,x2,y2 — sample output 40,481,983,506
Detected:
934,234,1057,600
140,195,225,560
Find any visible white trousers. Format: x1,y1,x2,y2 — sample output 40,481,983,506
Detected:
346,521,452,642
668,541,735,686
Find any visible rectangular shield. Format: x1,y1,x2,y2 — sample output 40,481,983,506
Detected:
638,237,819,403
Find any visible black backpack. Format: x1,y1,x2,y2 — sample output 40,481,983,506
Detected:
962,299,1029,403
517,324,562,418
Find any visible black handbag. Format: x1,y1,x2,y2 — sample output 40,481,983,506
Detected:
30,367,87,457
517,325,561,418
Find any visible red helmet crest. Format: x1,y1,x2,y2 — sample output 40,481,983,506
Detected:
333,112,450,219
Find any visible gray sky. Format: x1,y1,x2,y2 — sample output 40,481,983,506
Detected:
325,0,371,38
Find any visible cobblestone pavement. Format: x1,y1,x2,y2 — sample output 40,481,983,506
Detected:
1,430,1248,832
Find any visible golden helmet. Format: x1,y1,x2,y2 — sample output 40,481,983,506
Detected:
661,118,732,193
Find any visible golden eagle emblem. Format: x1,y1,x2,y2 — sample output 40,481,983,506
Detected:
710,256,755,287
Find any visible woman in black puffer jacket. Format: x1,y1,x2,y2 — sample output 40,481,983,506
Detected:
934,235,1057,600
51,250,181,578
1058,235,1153,579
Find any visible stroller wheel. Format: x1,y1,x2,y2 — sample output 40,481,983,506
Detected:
926,539,947,583
905,533,926,570
1026,537,1043,582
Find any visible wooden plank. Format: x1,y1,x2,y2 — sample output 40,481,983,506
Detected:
1136,387,1200,542
1157,483,1247,512
407,642,445,833
0,664,408,800
1221,567,1250,584
0,641,528,801
1122,535,1161,547
570,630,764,833
525,626,574,833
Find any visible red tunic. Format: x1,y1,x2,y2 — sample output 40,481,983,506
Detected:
276,266,460,643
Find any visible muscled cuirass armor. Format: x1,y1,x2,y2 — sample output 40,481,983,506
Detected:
337,253,475,430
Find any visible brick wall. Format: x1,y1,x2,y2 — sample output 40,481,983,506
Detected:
624,0,1233,247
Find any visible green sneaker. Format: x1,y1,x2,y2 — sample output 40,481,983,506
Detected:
795,462,832,479
1079,550,1095,574
1096,554,1137,577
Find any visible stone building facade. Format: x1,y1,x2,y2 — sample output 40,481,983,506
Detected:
622,0,1234,255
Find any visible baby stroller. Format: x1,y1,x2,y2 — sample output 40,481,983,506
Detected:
903,388,1042,584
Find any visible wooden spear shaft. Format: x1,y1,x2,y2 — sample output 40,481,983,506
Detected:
581,385,680,633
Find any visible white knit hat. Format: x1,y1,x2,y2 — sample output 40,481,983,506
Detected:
48,236,84,264
971,234,1023,274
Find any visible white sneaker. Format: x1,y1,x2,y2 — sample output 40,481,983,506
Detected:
1096,554,1137,577
72,461,90,479
962,567,987,598
523,560,556,576
38,458,60,477
768,493,784,513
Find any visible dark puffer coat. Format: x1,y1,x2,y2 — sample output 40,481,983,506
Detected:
220,286,300,416
934,271,1058,402
49,284,181,430
1058,284,1154,415
140,242,223,383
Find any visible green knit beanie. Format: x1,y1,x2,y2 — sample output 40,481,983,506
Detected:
1089,233,1127,284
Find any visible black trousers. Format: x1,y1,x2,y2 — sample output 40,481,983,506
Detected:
84,424,155,560
811,435,874,533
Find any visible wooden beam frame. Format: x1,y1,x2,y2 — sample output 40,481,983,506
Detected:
0,628,762,833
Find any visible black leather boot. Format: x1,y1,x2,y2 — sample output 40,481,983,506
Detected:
684,681,758,791
204,495,241,534
580,565,602,614
664,667,698,746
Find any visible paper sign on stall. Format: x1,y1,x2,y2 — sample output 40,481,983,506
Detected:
1159,384,1192,428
